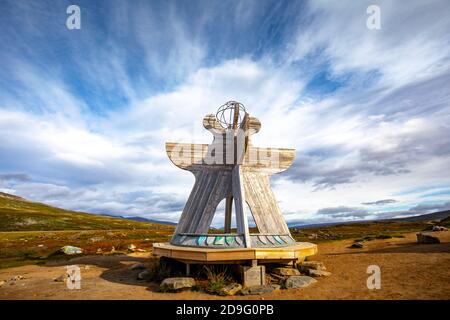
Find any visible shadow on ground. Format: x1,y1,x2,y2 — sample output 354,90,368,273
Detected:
44,254,162,291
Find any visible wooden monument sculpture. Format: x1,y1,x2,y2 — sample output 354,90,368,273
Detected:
167,101,296,247
154,101,316,270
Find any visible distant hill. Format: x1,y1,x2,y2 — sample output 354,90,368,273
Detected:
0,192,174,232
100,214,177,226
289,210,450,229
385,210,450,222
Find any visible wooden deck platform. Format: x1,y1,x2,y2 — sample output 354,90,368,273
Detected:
152,242,317,264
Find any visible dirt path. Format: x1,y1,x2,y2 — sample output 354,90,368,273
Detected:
1,231,449,300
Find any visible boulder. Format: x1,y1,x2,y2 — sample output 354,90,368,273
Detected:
219,283,242,296
60,246,83,255
240,285,275,295
128,263,146,270
160,277,196,291
127,244,136,252
298,261,326,272
137,270,151,281
0,280,5,287
432,226,448,232
272,267,300,276
270,284,281,291
308,269,331,277
349,242,364,249
285,276,317,289
417,233,440,244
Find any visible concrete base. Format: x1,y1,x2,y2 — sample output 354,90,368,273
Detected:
240,264,266,287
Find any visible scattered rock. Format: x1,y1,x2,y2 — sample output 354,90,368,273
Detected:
432,226,448,232
219,283,242,296
10,275,24,281
136,248,147,252
269,273,285,282
308,269,331,277
110,246,116,254
128,263,145,270
417,233,440,244
240,285,275,295
298,261,326,272
127,244,136,252
137,270,151,281
349,242,364,249
37,244,44,247
60,246,83,255
89,237,104,242
270,284,281,291
285,276,317,289
307,233,318,240
128,263,146,270
53,275,66,282
160,277,196,291
272,267,300,276
0,280,5,287
96,248,103,254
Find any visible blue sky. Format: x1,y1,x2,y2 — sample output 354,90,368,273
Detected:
0,0,449,226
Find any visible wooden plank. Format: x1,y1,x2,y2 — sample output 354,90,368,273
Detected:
207,250,255,261
242,171,290,234
166,142,294,171
153,242,317,263
255,250,296,260
232,165,251,248
224,196,233,233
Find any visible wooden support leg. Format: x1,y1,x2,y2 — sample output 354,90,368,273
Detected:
224,196,233,233
186,263,190,276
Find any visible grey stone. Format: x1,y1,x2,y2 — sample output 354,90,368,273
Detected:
219,283,242,296
60,246,83,255
128,263,146,270
432,226,448,232
137,270,151,281
298,261,326,272
308,269,331,277
349,242,364,249
272,267,300,276
240,285,275,295
417,233,440,244
160,277,196,291
270,284,281,291
240,265,265,287
285,276,317,289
